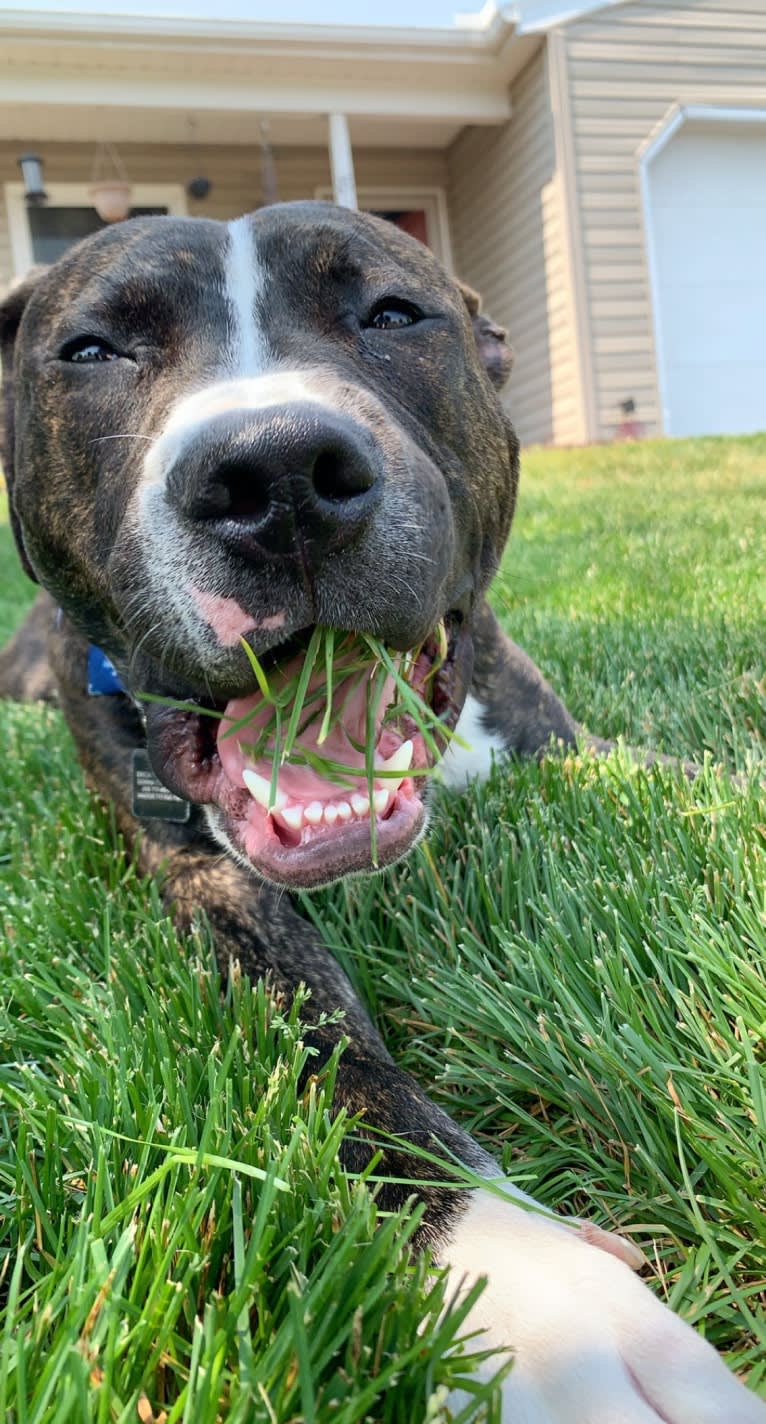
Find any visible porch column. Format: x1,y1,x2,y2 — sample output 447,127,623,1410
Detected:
328,113,358,210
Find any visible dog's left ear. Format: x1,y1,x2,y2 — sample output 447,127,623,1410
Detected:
0,267,48,582
457,280,515,392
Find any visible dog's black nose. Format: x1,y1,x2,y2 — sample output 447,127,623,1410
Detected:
166,405,382,558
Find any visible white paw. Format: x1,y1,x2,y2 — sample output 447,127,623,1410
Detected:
440,1185,766,1424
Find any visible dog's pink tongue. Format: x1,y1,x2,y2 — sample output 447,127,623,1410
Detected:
216,652,398,799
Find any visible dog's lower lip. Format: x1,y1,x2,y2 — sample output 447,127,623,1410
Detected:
216,784,427,889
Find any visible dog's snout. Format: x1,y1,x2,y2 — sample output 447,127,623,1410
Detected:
165,404,381,558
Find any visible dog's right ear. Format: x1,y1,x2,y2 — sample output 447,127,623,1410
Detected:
457,280,515,392
0,267,47,582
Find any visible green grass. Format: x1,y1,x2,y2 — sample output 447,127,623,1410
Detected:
1,435,765,1420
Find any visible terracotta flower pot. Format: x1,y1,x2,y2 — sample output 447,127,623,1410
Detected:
89,180,132,223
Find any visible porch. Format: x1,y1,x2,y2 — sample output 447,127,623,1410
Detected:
0,7,570,448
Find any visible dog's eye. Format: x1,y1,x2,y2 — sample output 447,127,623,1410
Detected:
365,300,423,331
59,337,120,363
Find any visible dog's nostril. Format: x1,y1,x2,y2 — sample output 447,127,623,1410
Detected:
216,459,271,522
311,445,375,503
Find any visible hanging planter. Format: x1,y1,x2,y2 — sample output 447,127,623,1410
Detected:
89,143,133,223
90,181,132,223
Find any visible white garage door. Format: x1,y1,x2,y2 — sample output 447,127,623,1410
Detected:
647,121,766,437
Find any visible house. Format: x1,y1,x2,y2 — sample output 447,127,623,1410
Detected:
2,0,765,446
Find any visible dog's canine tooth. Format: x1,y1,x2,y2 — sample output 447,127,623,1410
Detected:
378,739,413,776
242,767,288,811
373,788,389,815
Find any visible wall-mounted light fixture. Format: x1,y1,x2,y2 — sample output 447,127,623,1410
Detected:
18,154,48,206
187,175,211,200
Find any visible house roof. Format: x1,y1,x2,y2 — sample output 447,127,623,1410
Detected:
0,0,629,153
0,3,545,151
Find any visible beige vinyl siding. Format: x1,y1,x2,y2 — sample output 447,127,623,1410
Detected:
563,0,766,439
0,140,447,284
447,49,586,447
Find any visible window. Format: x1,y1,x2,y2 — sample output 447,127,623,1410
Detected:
4,183,187,277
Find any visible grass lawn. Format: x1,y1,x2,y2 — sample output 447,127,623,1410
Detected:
1,434,765,1420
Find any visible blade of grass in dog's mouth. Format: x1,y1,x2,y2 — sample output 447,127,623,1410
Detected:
143,624,454,863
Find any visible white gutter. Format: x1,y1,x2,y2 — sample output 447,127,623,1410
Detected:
0,5,513,52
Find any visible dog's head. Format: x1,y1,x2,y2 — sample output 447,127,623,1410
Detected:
1,202,517,887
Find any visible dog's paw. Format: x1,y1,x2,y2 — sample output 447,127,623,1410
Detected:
441,1185,766,1424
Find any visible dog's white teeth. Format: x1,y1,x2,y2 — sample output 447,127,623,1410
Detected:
253,779,399,837
242,768,288,811
378,739,414,776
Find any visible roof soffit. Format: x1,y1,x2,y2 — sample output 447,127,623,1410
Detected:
0,7,554,138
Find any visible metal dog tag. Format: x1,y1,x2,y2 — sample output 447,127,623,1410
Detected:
131,749,192,823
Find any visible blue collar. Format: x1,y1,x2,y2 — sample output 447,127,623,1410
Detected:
86,641,192,823
87,644,126,696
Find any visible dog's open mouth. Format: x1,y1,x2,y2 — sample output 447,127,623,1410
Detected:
145,616,470,888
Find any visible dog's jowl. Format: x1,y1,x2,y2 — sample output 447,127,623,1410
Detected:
1,203,763,1423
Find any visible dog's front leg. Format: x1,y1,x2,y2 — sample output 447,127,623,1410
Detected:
112,782,766,1424
47,625,763,1421
155,849,766,1424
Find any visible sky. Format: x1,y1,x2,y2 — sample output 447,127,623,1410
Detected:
1,0,489,25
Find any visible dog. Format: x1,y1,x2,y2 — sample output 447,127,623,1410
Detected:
1,203,763,1423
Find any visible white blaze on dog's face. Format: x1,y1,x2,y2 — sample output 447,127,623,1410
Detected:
1,202,518,887
224,212,272,377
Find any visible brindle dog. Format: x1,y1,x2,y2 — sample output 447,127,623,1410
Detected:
1,204,762,1423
